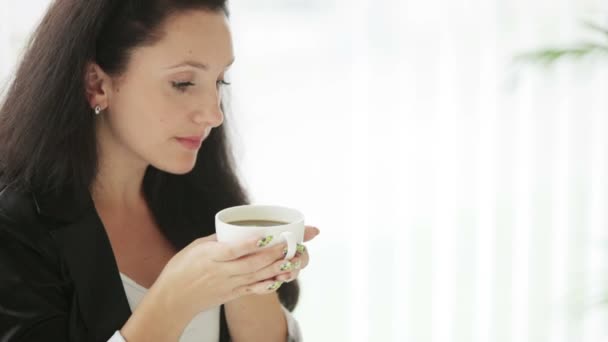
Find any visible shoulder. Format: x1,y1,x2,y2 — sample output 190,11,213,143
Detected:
0,190,75,342
0,185,60,261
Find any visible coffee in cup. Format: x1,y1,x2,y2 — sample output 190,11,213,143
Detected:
227,219,289,227
215,205,305,259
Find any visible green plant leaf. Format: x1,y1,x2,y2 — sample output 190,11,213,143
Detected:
515,16,608,67
515,42,608,66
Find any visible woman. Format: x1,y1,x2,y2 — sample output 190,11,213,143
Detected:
0,0,320,341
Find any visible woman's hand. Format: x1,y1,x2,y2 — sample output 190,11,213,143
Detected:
121,234,295,342
151,233,294,321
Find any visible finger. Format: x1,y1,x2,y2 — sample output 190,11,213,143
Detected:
225,242,288,277
279,243,305,260
282,243,308,265
212,235,278,262
233,278,285,296
234,255,303,285
295,243,307,257
279,251,308,282
276,270,299,283
303,226,320,242
295,249,309,269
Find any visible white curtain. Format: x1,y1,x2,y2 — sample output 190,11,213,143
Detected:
3,1,608,341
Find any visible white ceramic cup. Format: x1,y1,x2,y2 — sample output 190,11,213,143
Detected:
215,204,305,260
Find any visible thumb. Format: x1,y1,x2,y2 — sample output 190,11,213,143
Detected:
303,226,320,242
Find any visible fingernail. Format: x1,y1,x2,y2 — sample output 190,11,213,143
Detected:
280,261,294,271
296,244,306,255
257,235,273,248
293,260,302,270
267,281,283,291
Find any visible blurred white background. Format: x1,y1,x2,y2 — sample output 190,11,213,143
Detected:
2,1,608,342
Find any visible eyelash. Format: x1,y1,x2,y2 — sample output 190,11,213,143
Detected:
171,80,232,93
217,80,231,87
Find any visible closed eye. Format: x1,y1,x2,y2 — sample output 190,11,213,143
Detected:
172,81,195,92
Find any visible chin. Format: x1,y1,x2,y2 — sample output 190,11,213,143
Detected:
167,165,196,175
153,156,198,175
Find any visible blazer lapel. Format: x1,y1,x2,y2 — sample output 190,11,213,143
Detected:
34,186,132,341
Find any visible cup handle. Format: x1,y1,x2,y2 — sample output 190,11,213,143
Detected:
280,231,297,260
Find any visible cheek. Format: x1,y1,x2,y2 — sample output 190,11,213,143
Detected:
107,92,175,153
107,84,198,172
115,85,176,130
157,112,174,127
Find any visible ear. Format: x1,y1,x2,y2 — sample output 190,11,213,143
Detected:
84,62,111,110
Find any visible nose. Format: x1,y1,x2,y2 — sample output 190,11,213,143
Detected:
192,92,224,128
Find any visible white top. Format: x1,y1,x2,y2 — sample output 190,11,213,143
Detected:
115,272,302,342
119,272,219,341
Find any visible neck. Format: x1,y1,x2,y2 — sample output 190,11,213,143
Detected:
92,126,149,212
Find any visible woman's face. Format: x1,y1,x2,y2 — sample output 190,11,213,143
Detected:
94,10,234,174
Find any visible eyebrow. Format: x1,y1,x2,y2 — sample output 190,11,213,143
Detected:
166,58,235,70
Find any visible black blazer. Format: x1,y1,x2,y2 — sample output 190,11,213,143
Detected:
0,185,231,341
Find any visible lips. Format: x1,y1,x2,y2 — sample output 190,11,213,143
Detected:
179,136,203,144
176,134,206,150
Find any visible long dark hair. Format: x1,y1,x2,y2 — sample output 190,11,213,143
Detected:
0,0,299,320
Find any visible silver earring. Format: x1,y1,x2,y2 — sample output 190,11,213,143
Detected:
94,105,102,115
